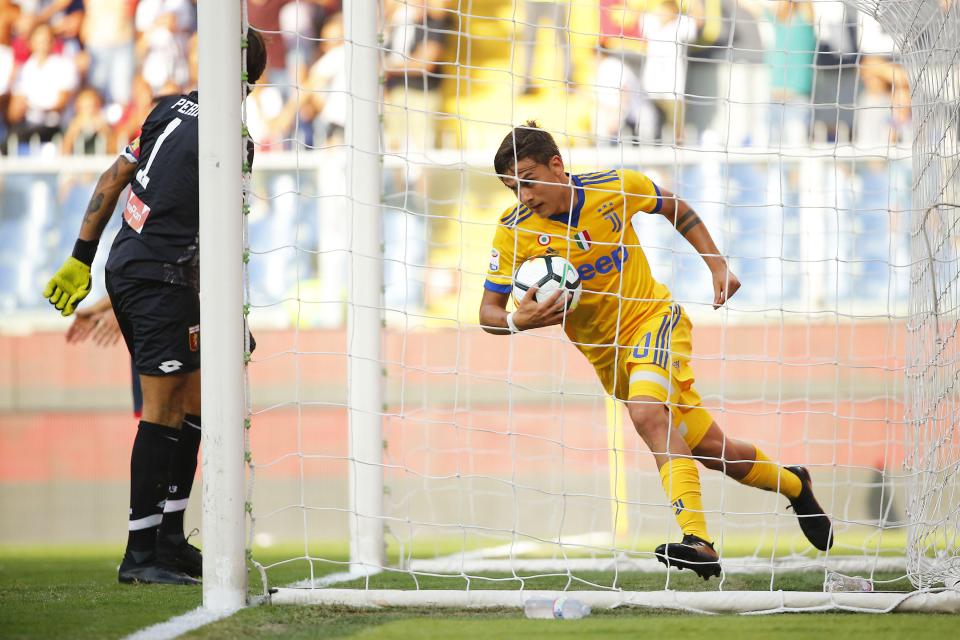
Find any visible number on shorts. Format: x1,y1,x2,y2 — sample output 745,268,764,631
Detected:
632,332,652,359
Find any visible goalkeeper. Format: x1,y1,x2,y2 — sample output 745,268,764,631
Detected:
480,122,834,579
42,32,267,585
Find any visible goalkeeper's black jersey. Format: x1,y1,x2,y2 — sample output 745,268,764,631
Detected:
106,91,254,289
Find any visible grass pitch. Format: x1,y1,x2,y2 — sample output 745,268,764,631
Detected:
0,545,955,640
189,608,959,640
0,546,200,639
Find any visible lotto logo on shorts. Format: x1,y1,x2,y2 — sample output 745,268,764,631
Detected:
159,360,183,373
189,325,200,352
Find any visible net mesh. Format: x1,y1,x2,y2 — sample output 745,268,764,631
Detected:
236,0,960,604
868,0,960,590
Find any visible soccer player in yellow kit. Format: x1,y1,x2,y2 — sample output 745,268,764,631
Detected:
480,123,834,579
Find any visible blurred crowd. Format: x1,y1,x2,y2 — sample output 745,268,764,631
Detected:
0,0,916,318
0,0,200,155
0,0,460,156
0,0,909,157
593,0,909,149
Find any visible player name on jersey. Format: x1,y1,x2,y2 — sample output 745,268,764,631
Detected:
172,97,199,118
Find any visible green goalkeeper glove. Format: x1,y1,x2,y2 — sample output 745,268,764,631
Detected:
44,257,92,317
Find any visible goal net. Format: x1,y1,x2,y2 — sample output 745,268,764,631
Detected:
204,0,960,613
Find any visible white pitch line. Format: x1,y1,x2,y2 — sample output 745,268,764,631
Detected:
286,565,383,589
122,564,378,639
122,606,239,640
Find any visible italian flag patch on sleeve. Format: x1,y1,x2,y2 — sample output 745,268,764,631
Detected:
573,230,591,250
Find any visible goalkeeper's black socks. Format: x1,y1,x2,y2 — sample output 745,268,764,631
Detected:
159,413,201,542
126,420,180,561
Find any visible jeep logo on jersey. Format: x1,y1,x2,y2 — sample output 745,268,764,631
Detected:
159,360,183,373
576,246,629,281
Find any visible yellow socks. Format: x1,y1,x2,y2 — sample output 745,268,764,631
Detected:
658,449,802,541
659,458,711,541
740,447,802,499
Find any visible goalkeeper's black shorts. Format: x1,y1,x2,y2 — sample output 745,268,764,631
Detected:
106,271,201,376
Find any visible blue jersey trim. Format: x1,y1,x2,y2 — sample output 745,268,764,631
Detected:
653,314,669,369
580,177,619,186
501,204,529,226
549,174,585,227
651,182,663,214
579,170,619,186
579,169,616,179
484,280,513,294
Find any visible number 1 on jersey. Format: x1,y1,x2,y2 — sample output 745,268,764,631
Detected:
136,117,182,189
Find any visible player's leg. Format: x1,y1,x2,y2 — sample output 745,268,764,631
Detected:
626,397,710,541
689,417,834,551
689,419,797,489
621,303,719,578
155,289,203,577
626,397,720,580
138,373,190,427
155,290,203,577
107,273,199,585
121,371,197,584
157,368,203,578
660,302,835,553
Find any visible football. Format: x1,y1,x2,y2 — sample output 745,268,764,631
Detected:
512,255,582,311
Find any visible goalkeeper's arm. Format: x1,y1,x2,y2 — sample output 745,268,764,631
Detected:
76,156,137,245
43,156,137,316
656,186,741,309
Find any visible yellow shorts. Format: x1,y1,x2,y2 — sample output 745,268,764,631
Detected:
597,303,714,449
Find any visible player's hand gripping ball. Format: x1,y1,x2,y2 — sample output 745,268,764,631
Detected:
512,255,582,311
43,257,92,317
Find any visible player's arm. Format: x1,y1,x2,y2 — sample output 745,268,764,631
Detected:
43,156,137,316
479,286,567,335
480,221,568,334
77,155,137,243
656,186,740,309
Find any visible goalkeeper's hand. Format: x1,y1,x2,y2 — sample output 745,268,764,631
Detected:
43,257,92,317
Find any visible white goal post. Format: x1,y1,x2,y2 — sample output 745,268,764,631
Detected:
197,0,960,613
198,0,247,613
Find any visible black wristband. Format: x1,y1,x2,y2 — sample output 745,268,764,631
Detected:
71,238,97,266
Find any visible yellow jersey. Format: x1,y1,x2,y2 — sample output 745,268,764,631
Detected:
485,168,674,374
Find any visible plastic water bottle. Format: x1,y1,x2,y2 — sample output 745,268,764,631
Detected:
824,571,874,592
523,597,591,620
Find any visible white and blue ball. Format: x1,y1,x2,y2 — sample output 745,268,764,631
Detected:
512,255,582,311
